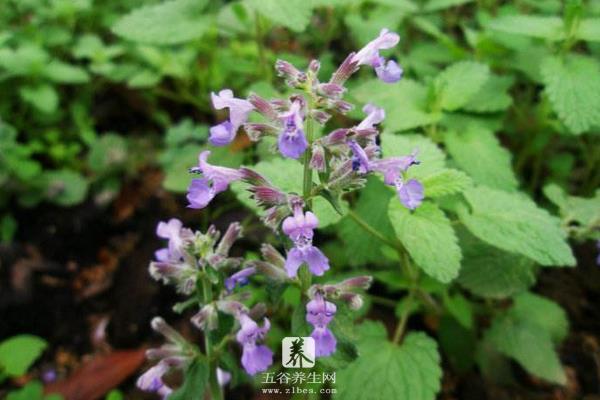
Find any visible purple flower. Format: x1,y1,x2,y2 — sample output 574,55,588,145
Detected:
356,103,385,131
156,218,191,261
278,100,308,159
210,89,254,146
348,140,371,174
137,361,172,399
236,314,273,375
396,178,424,210
187,151,244,209
282,206,330,277
225,266,256,292
306,294,337,357
351,29,401,84
217,368,231,386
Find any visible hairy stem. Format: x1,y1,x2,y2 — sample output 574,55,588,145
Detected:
303,101,315,207
201,278,223,400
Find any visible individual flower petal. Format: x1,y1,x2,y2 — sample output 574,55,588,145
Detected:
154,248,170,262
225,267,256,292
306,295,337,327
187,178,215,209
396,179,424,210
217,368,232,386
241,343,274,375
284,247,305,278
282,208,319,241
236,314,270,345
311,327,337,357
137,361,169,392
211,89,254,134
351,29,400,66
209,120,235,146
156,219,189,260
348,140,371,174
187,151,244,209
375,58,403,83
285,245,330,277
278,129,308,159
356,103,386,131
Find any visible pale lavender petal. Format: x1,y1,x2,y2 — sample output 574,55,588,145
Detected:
352,29,400,66
285,247,305,277
186,178,215,209
137,362,169,392
155,248,170,262
209,120,235,146
278,129,308,159
304,245,330,276
397,179,424,210
356,103,385,131
241,343,273,375
306,297,336,327
225,267,256,292
375,59,403,83
348,140,371,173
217,368,231,386
311,327,337,357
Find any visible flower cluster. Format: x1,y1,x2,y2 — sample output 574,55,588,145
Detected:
139,27,417,397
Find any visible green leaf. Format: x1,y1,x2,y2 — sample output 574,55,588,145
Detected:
463,75,514,113
0,335,47,377
1,214,17,243
335,332,442,400
423,0,473,12
245,0,314,32
6,381,45,400
444,127,518,191
487,15,566,41
543,183,600,228
421,168,472,198
457,229,536,299
20,84,58,114
576,18,600,42
339,177,396,266
169,359,209,400
44,60,89,84
165,119,208,146
105,390,123,400
112,0,210,45
485,299,567,384
389,201,461,283
87,134,127,173
444,293,473,329
354,79,440,132
541,54,600,134
457,186,576,267
510,292,568,343
232,158,343,228
42,170,89,206
435,61,489,111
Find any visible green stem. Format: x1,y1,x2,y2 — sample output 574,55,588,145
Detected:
201,278,223,400
303,101,315,207
347,209,400,250
392,289,416,344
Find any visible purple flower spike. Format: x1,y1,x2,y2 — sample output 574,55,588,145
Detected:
285,245,330,277
187,151,244,209
356,103,385,131
374,57,403,83
225,266,257,292
278,100,308,159
236,314,273,375
209,121,235,146
306,294,337,357
210,89,254,146
396,179,424,210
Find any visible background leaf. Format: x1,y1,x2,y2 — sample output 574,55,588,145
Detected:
435,61,489,111
0,335,47,377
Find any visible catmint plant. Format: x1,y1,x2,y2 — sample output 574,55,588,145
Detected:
138,28,419,399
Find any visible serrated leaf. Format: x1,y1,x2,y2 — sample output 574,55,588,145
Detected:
435,61,489,111
463,75,514,113
231,158,343,228
576,18,600,42
354,79,440,132
444,127,518,191
112,0,210,45
422,168,472,198
543,183,600,227
335,332,442,400
339,177,396,266
245,0,313,32
487,15,566,41
0,335,47,376
389,201,461,283
511,292,568,343
457,186,575,267
457,229,536,299
485,302,567,384
423,0,473,12
169,359,209,400
541,54,600,134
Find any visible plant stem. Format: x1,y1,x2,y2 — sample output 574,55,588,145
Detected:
303,100,315,207
347,209,399,249
201,278,223,400
392,289,416,345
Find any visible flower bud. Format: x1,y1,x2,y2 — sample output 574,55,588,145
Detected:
216,222,243,256
311,110,331,125
309,59,321,74
317,83,345,99
275,59,307,87
310,143,326,172
151,317,186,345
251,260,288,281
191,304,218,331
248,93,279,120
330,52,359,85
260,244,286,268
243,123,278,141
